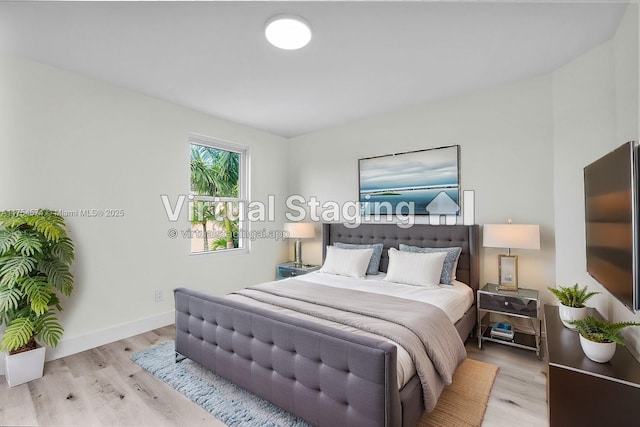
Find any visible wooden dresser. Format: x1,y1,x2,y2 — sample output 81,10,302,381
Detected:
544,304,640,426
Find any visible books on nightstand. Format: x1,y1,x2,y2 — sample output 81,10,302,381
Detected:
490,322,515,340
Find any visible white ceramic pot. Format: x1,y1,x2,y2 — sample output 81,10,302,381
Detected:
579,334,616,363
3,346,46,387
558,303,588,329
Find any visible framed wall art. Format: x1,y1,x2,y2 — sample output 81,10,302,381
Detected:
359,145,460,216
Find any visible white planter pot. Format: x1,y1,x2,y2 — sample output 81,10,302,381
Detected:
558,304,588,330
579,334,616,363
3,346,46,387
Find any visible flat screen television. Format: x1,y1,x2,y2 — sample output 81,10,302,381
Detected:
358,145,460,216
584,141,639,312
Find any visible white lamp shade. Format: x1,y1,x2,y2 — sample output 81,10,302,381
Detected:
283,222,315,239
483,224,540,250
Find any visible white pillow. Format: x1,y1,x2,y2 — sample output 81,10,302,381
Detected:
383,248,447,288
320,246,374,278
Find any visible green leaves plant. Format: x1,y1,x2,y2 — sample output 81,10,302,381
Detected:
0,209,74,352
0,285,23,312
0,229,19,255
0,255,36,287
50,237,74,265
1,317,35,352
34,311,64,348
13,231,44,257
21,276,52,315
38,259,73,296
569,316,640,344
548,284,599,308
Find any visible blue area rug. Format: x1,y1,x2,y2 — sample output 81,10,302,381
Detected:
131,340,310,427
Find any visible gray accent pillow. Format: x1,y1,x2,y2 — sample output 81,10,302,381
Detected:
398,244,462,285
334,242,384,275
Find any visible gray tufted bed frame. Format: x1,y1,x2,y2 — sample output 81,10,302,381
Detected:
174,223,480,427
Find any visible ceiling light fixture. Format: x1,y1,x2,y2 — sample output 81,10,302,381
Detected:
265,15,312,50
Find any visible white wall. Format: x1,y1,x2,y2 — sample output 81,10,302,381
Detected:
288,75,556,293
0,52,290,364
552,42,616,294
552,3,640,357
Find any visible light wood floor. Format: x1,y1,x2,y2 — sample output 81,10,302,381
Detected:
0,326,548,426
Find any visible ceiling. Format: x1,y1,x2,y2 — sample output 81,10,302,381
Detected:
0,1,629,138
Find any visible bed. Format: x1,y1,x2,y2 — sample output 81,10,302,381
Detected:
174,222,480,427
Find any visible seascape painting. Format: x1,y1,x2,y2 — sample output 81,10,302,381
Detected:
359,145,460,216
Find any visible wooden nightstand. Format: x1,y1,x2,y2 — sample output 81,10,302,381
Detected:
276,261,320,280
477,283,541,358
544,305,640,426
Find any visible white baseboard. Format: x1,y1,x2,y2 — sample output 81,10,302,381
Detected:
0,310,175,377
47,310,175,361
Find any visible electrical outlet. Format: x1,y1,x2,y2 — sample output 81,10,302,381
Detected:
154,290,163,302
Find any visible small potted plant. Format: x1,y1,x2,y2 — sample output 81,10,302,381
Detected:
0,209,74,386
569,316,640,363
548,284,599,329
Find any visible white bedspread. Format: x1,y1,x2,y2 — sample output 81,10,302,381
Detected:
297,271,474,324
225,271,473,388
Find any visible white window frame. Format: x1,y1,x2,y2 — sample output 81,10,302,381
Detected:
189,134,249,255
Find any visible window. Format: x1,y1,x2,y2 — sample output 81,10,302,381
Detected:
189,136,247,254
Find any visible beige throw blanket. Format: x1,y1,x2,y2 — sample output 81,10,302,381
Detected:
232,279,467,411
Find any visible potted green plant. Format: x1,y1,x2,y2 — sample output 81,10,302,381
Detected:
548,284,599,330
569,316,640,363
0,209,74,386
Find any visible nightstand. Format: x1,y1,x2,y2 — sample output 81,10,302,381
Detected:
544,305,640,426
477,283,541,358
277,261,320,280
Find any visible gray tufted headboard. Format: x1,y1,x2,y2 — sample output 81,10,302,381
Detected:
322,223,480,295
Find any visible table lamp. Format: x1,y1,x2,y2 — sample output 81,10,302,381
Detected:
283,222,315,266
483,221,540,290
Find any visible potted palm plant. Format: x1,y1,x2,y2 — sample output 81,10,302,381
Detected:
0,209,74,386
548,284,599,329
569,316,640,363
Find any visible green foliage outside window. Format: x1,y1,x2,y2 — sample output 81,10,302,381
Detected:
190,143,241,252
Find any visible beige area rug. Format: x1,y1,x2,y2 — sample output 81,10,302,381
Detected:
419,358,499,427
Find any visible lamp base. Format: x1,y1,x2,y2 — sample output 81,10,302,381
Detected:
497,254,518,290
293,239,303,265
